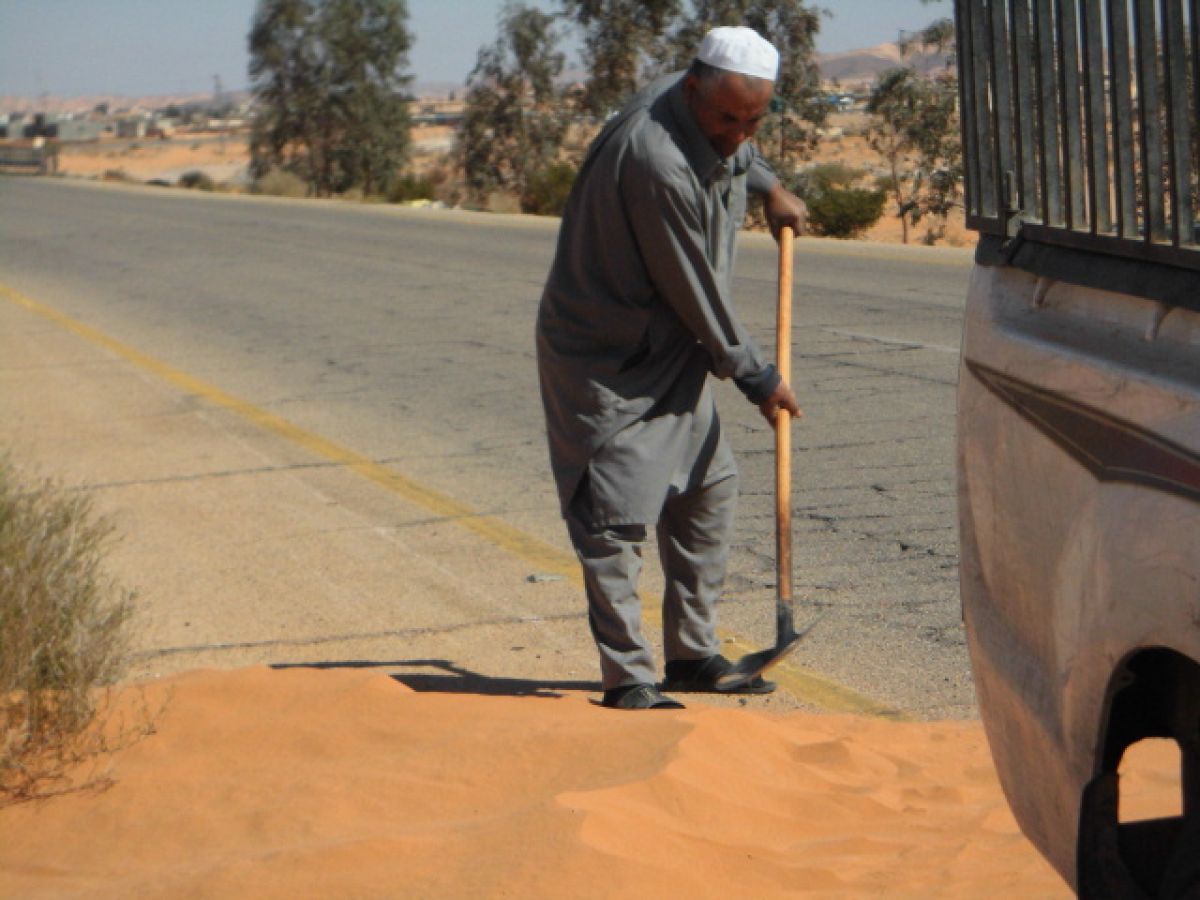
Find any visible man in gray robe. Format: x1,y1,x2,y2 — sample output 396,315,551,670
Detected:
536,26,805,709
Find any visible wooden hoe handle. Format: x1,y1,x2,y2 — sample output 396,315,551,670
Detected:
775,226,794,606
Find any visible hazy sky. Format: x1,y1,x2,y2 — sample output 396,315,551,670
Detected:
0,0,951,97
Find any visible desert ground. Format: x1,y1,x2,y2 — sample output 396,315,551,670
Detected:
0,664,1181,897
50,112,971,246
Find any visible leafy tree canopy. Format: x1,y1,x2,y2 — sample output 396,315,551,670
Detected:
248,0,414,198
455,3,568,212
866,65,960,244
559,0,681,116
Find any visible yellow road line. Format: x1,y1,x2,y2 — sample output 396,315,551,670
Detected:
1,281,902,717
720,633,903,718
1,282,575,578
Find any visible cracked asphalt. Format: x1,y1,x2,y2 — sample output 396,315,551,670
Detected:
0,177,976,718
719,236,973,716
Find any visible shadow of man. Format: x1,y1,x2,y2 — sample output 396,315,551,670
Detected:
271,658,599,699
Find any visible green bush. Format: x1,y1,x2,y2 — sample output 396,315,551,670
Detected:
521,163,577,216
791,163,887,239
0,458,135,801
177,170,215,191
807,187,887,239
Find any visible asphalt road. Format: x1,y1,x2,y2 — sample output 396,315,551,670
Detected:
0,176,976,717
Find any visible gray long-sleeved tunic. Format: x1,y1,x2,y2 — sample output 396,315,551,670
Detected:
536,73,781,526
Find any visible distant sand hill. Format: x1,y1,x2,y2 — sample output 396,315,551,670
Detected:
818,42,953,88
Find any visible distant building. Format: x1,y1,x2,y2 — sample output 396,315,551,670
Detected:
7,113,102,142
115,117,149,139
205,117,247,131
44,118,103,142
411,99,464,127
0,142,58,174
823,93,856,111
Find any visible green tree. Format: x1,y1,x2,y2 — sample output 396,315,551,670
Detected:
866,66,960,244
559,0,681,116
248,0,414,198
456,3,569,212
863,0,959,245
248,0,318,189
899,17,955,60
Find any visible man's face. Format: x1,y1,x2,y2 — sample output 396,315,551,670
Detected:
683,71,774,160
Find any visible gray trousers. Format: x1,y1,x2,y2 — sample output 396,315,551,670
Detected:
565,472,738,690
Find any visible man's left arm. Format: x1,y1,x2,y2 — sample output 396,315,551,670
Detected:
747,151,808,239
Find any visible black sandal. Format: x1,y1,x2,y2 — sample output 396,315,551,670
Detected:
601,683,685,709
662,655,776,695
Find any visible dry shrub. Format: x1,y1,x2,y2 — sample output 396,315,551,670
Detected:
0,457,145,803
177,170,215,191
422,157,464,207
251,167,309,198
387,173,437,204
484,191,522,214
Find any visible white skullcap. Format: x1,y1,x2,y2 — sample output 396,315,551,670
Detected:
696,26,779,81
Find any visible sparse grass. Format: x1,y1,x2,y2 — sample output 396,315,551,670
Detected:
0,456,146,803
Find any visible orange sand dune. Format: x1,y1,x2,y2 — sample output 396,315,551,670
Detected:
3,666,1168,898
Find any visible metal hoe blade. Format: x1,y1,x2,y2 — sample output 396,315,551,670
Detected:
714,609,820,691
